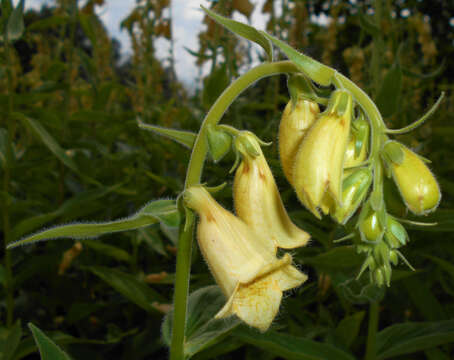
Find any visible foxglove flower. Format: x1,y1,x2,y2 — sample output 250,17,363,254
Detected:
184,186,307,332
234,131,310,249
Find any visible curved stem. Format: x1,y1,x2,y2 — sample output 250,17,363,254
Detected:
169,61,300,360
333,73,386,203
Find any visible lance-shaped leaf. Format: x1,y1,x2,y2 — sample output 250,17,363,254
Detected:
86,266,167,313
376,319,454,359
201,6,273,61
233,326,356,360
11,184,123,241
7,199,179,249
14,113,80,173
28,323,71,360
375,63,402,117
260,32,335,86
138,119,196,149
3,0,25,42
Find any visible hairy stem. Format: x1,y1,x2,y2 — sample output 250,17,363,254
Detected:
169,61,300,360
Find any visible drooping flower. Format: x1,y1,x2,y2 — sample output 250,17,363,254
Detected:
184,186,307,332
292,90,353,218
278,98,319,184
233,131,310,249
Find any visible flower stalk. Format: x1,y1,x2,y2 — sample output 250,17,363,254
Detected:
170,61,300,360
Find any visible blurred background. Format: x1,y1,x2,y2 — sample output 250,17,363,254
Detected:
1,0,454,359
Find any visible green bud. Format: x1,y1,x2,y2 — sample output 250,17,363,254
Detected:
333,168,372,224
207,124,232,162
359,211,383,243
384,216,408,249
389,250,399,266
383,141,441,215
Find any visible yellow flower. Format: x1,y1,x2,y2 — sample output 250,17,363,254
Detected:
292,90,353,218
184,186,307,332
278,98,319,184
234,131,310,249
384,141,441,215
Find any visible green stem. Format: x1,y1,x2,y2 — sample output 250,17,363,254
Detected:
365,301,379,360
169,61,300,360
3,31,15,328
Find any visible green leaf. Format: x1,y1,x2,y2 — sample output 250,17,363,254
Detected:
28,323,72,360
82,240,131,262
6,0,25,41
15,113,80,173
162,286,241,358
376,319,454,359
7,199,179,249
233,326,355,360
357,10,380,37
11,184,123,240
87,266,166,313
201,6,273,61
1,321,22,360
335,311,365,348
403,276,445,321
138,120,196,149
375,64,402,117
260,31,335,86
0,127,12,169
302,246,364,271
15,328,137,360
425,255,454,281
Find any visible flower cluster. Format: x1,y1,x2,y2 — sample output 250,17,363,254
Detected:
278,86,441,287
184,132,310,332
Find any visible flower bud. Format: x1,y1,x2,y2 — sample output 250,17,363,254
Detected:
234,131,310,249
292,90,353,218
359,211,383,243
184,186,307,332
384,216,408,249
383,141,441,215
344,115,369,168
278,98,319,184
333,168,372,224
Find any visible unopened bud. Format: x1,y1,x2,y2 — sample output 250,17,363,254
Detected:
292,90,353,218
383,141,441,215
279,98,319,184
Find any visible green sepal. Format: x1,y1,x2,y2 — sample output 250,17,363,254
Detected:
352,112,370,158
206,124,232,163
287,74,328,107
260,31,335,86
201,6,273,62
384,216,409,249
381,140,404,165
325,89,353,117
138,119,197,149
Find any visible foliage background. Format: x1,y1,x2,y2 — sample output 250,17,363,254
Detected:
1,0,454,359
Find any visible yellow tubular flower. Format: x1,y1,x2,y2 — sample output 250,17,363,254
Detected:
234,132,310,249
184,186,307,332
292,90,353,218
279,99,319,184
385,141,441,215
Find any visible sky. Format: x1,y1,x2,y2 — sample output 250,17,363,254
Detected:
20,0,271,87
